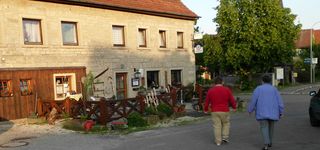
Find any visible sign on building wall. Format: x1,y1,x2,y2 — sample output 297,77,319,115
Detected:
276,68,284,80
193,33,203,40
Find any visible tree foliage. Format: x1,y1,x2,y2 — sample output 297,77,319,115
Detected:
215,0,301,77
203,34,224,74
297,44,320,81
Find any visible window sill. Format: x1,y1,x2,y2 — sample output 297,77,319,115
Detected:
158,48,170,51
176,48,187,51
22,44,49,48
61,45,84,49
137,47,151,51
112,46,129,50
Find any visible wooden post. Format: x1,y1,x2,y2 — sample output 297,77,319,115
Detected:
99,97,108,125
137,96,145,114
64,98,71,115
123,99,128,117
171,88,177,107
37,98,43,116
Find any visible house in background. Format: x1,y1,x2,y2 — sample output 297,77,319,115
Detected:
295,29,320,53
294,29,320,61
0,0,198,120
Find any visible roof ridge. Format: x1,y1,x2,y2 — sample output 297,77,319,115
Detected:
35,0,199,20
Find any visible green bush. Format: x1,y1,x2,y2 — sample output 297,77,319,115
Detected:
157,103,173,117
62,119,84,131
127,112,148,127
144,106,158,116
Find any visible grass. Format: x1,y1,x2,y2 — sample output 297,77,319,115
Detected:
26,117,47,125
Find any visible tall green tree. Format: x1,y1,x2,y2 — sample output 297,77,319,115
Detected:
215,0,301,78
203,35,224,74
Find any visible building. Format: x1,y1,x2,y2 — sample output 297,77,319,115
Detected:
0,0,198,120
295,29,320,49
294,29,320,61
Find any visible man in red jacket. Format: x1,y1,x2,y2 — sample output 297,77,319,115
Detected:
204,77,237,146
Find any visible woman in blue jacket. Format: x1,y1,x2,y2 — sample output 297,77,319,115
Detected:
248,75,284,150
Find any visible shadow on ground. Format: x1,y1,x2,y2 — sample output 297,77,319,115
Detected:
0,118,13,135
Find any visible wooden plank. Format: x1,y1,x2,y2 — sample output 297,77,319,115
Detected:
0,67,86,120
0,98,6,121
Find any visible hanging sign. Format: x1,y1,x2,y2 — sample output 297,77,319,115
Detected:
194,44,203,53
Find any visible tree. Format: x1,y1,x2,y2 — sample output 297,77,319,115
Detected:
298,44,320,82
203,34,225,74
215,0,301,81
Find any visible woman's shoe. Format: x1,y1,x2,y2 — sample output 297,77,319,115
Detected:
262,146,268,150
268,143,272,147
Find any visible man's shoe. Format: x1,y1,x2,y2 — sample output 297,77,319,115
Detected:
262,146,268,150
268,143,272,147
216,143,221,146
222,139,229,144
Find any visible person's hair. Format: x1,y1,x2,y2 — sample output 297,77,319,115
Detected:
262,74,272,83
214,76,223,84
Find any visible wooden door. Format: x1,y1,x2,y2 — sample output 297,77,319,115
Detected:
14,71,37,118
116,73,127,100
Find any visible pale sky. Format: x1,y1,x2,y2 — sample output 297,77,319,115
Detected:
181,0,320,34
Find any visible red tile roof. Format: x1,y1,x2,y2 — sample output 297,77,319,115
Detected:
296,29,320,49
36,0,198,20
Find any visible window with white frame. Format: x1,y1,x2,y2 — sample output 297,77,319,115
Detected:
147,71,159,89
53,73,76,100
159,30,166,48
138,28,147,47
23,18,42,44
171,70,182,86
177,32,184,48
61,21,78,45
113,25,125,46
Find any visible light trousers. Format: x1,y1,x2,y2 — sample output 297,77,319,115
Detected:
259,119,275,145
210,112,230,144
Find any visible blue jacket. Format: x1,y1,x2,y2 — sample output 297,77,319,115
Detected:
248,83,284,121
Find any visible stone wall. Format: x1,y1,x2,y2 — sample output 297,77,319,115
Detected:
0,0,196,98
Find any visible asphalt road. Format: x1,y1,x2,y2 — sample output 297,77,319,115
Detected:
7,94,320,150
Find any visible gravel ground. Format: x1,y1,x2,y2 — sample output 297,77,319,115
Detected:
0,119,73,147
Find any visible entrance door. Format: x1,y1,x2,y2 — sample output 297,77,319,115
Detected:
116,73,127,100
14,71,37,119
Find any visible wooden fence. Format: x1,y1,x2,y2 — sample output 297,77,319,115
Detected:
37,89,178,125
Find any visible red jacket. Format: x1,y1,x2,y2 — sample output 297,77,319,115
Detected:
204,85,237,112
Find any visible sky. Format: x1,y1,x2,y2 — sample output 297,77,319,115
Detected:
181,0,320,34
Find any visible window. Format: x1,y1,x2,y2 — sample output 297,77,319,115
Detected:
138,28,147,47
177,32,184,48
113,25,125,46
171,70,182,87
0,80,13,97
20,79,33,96
53,73,76,100
23,19,42,44
147,71,159,89
159,30,166,48
61,22,78,45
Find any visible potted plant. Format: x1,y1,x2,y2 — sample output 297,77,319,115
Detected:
137,85,147,96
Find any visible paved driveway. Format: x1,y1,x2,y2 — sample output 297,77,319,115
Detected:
2,94,316,150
